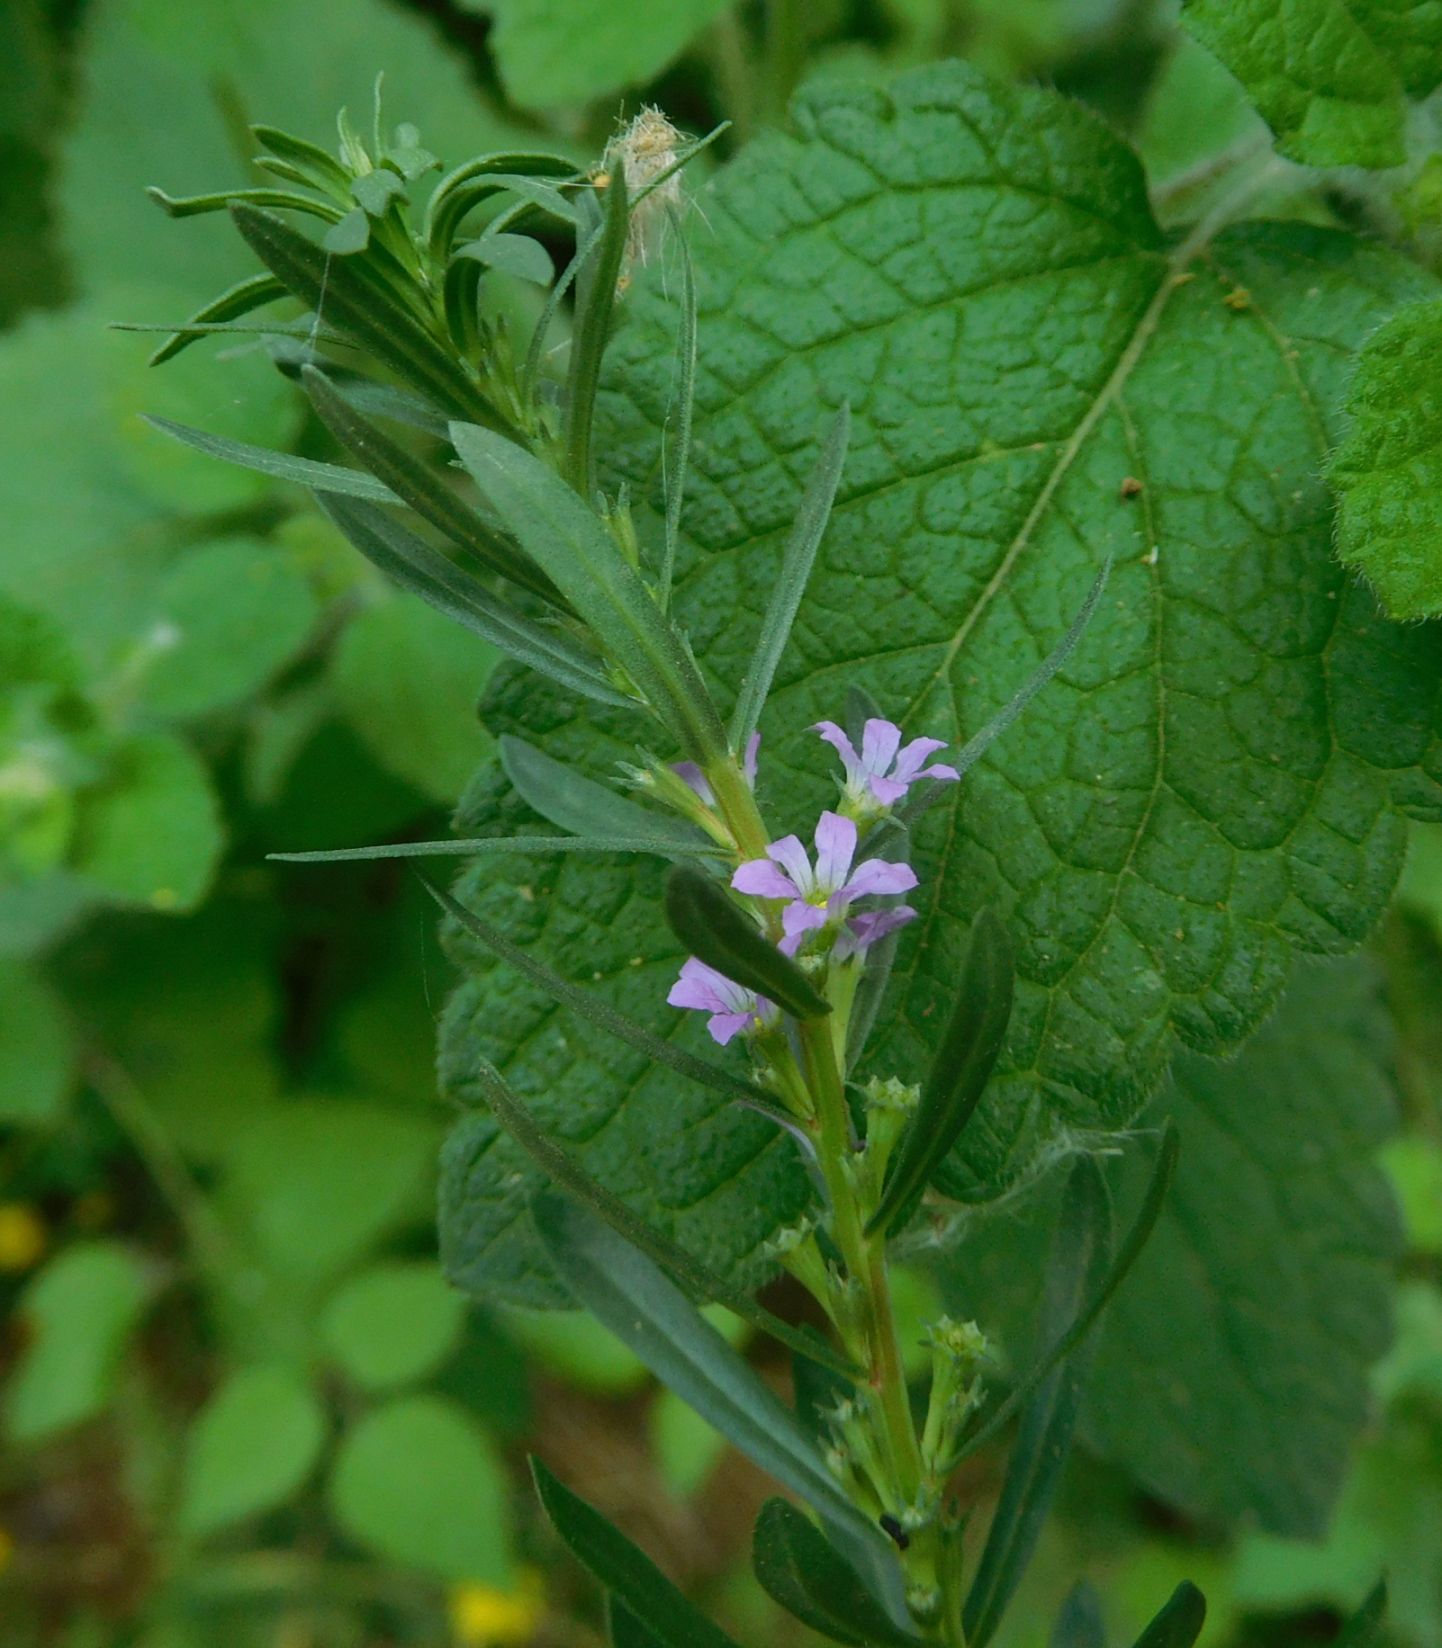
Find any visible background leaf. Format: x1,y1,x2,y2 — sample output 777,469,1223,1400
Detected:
139,537,319,718
319,1261,467,1392
330,596,499,803
1183,0,1442,169
6,1241,152,1443
220,1099,434,1293
1329,298,1442,620
937,958,1403,1537
70,732,223,912
480,0,732,112
0,961,76,1125
179,1363,327,1537
328,1394,512,1583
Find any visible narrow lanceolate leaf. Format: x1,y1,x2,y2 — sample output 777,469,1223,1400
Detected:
424,150,577,262
501,736,710,858
660,221,697,606
607,1599,666,1648
143,416,398,502
251,124,352,198
958,1123,1179,1462
533,1196,891,1558
229,204,492,423
1328,299,1442,620
145,272,286,366
1128,1582,1206,1648
868,908,1014,1237
963,1158,1115,1648
314,495,634,710
271,835,722,865
564,168,631,496
472,1065,856,1379
728,404,850,751
1336,1579,1387,1647
147,186,344,223
665,867,833,1022
943,560,1110,783
1050,1583,1105,1648
751,1500,919,1647
531,1460,740,1648
449,423,728,762
302,366,559,604
425,880,779,1112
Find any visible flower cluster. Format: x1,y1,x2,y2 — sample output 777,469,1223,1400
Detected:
814,717,958,816
668,718,958,1044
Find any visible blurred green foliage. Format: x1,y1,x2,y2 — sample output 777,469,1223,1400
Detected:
2,2,1441,1646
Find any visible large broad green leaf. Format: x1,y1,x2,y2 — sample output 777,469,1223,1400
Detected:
1328,299,1442,621
1183,0,1442,170
440,61,1442,1303
479,0,731,112
935,958,1402,1538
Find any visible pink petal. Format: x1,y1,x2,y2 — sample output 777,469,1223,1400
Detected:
838,905,917,959
916,762,960,784
668,958,731,1013
860,718,902,778
742,731,761,786
843,858,919,899
869,775,908,806
813,810,857,892
672,761,716,805
708,1011,753,1045
852,906,917,945
766,834,815,896
891,737,949,782
813,720,859,781
733,858,798,900
783,901,829,938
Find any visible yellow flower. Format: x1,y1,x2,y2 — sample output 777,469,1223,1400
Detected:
0,1204,46,1272
449,1570,545,1646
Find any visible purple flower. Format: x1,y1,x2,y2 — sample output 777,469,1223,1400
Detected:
667,957,774,1045
836,905,917,961
813,718,959,811
674,732,761,808
732,810,917,939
